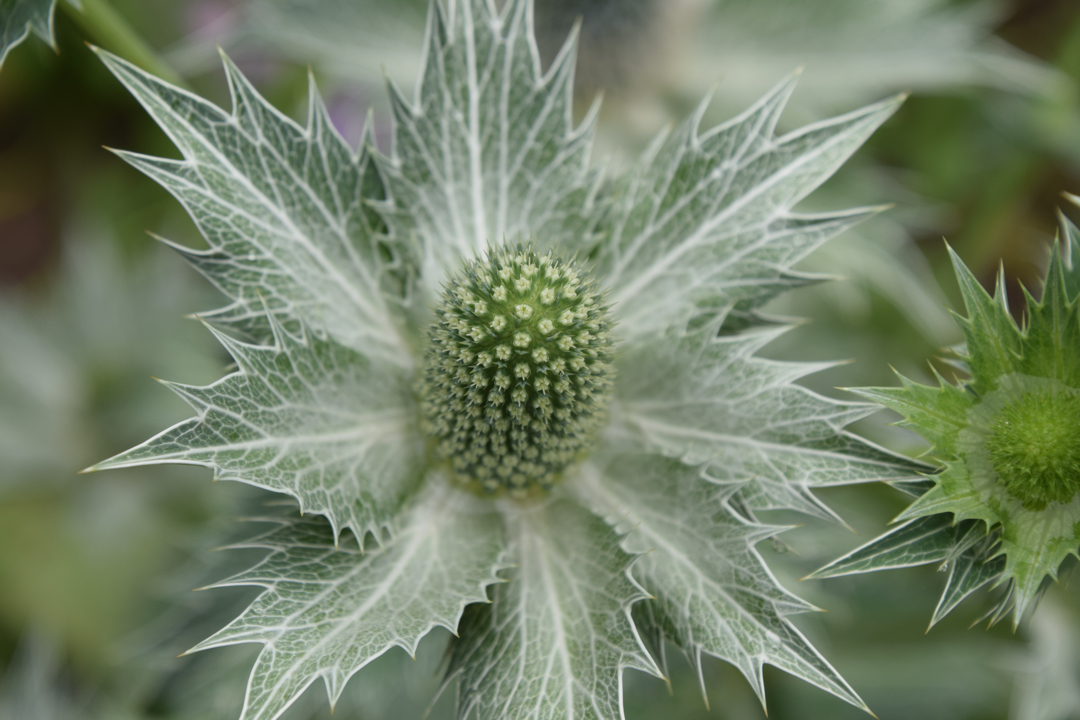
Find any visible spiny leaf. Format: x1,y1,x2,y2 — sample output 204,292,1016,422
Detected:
930,536,1005,628
380,0,601,295
947,244,1024,394
808,515,971,578
448,499,660,720
848,372,970,458
573,453,867,711
90,317,423,541
95,48,412,365
596,78,903,339
192,482,506,720
612,313,926,523
1018,227,1080,386
891,464,983,524
810,494,1008,627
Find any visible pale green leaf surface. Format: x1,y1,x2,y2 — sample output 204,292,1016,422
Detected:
381,0,600,297
0,0,56,65
449,499,660,720
91,317,423,540
96,49,411,365
1015,221,1080,387
849,372,970,458
809,495,1009,626
572,453,866,710
192,482,505,720
808,515,966,578
893,464,984,524
948,245,1024,394
596,83,901,338
998,522,1080,620
612,315,925,521
930,537,1005,628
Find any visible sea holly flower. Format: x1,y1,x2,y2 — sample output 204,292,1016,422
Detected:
87,0,921,717
812,197,1080,627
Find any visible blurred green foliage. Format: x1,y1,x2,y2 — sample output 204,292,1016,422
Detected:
0,1,1078,719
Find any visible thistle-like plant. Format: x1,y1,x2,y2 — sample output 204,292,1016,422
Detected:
87,0,922,717
813,197,1080,627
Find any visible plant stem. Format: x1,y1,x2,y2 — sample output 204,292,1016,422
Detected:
61,0,188,88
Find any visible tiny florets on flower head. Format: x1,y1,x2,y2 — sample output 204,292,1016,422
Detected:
420,244,614,497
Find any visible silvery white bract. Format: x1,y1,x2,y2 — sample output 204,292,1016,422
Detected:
90,1,921,718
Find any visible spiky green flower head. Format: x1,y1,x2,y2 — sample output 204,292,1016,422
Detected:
816,198,1080,626
421,244,613,496
83,1,925,718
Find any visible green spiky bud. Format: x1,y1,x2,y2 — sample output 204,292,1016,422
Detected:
819,203,1080,624
420,245,614,497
